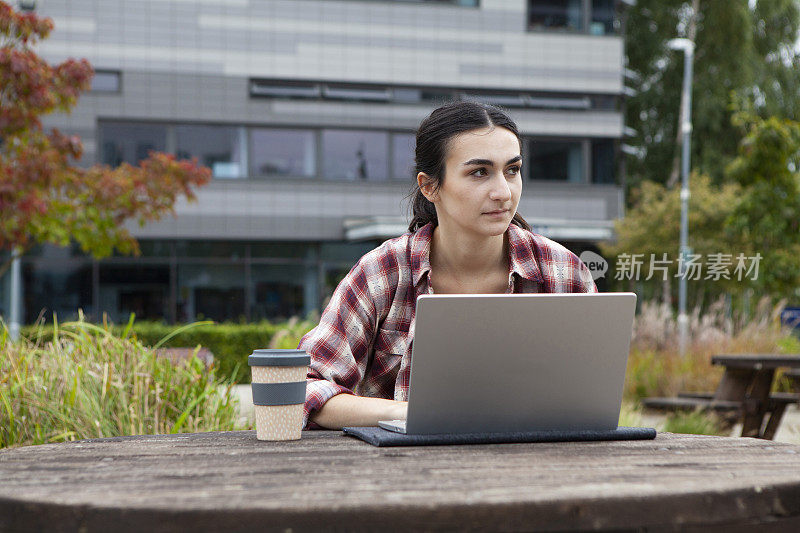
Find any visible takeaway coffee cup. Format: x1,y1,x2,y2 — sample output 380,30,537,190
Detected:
248,349,310,441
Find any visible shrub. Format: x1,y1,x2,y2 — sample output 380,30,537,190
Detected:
1,315,241,449
20,315,318,383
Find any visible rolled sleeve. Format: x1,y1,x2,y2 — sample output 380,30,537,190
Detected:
302,378,353,429
297,260,378,429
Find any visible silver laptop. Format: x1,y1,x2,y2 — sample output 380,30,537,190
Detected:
378,292,637,435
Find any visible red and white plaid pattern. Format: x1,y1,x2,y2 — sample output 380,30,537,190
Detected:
298,222,597,427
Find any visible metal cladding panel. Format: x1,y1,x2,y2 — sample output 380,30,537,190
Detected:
36,0,623,94
125,180,621,241
34,0,626,244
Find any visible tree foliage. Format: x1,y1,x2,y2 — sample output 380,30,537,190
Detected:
600,173,742,307
725,112,800,298
0,2,211,276
602,112,800,306
624,0,800,190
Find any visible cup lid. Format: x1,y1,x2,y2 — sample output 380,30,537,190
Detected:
248,349,310,367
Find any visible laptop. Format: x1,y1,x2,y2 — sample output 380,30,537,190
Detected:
378,292,637,435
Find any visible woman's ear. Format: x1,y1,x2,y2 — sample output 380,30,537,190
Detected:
417,172,438,202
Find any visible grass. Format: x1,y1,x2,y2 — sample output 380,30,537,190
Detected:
624,296,798,401
0,313,242,449
3,295,797,445
626,296,800,437
618,401,644,427
660,410,729,436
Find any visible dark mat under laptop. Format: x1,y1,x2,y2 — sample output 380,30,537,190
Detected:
342,426,657,447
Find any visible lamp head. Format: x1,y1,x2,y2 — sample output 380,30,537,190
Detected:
667,38,695,55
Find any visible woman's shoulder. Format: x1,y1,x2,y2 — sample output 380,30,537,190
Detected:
348,231,417,285
508,224,596,292
508,224,582,263
356,231,414,268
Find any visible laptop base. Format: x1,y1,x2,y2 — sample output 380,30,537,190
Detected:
377,420,407,433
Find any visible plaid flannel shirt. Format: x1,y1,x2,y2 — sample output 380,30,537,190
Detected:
298,222,597,427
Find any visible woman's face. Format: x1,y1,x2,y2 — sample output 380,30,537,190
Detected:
422,126,522,238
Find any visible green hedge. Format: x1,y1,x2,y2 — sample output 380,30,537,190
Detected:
20,317,318,383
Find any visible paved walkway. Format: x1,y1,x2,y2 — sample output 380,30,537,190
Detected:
228,385,800,444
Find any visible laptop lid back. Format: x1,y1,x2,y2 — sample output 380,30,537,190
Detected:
405,293,637,435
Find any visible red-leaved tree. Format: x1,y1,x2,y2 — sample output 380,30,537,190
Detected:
0,2,211,277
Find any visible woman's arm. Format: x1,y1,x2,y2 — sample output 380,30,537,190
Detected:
310,394,407,430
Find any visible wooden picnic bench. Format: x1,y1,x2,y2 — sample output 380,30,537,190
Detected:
3,430,800,531
643,354,800,439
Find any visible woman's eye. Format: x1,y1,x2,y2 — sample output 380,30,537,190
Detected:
471,168,487,177
507,166,521,175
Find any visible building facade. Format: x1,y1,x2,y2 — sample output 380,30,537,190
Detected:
3,0,626,324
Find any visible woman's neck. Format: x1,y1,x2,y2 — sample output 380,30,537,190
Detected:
430,221,508,278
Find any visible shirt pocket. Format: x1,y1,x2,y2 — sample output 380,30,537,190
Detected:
365,328,410,390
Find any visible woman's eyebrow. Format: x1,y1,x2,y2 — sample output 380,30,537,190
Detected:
462,155,522,167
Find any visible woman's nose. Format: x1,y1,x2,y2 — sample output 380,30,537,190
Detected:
489,173,512,201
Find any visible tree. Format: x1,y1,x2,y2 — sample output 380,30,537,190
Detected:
725,112,800,299
623,0,800,192
0,2,211,278
602,111,800,310
600,173,742,308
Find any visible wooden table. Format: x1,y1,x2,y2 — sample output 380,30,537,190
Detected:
2,431,800,531
711,354,800,439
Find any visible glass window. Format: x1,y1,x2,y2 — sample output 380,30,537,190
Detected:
112,240,174,258
136,240,174,257
23,260,93,323
591,139,616,184
98,265,170,322
322,130,388,181
322,266,352,306
91,71,121,93
174,241,246,259
528,0,584,32
322,84,391,102
392,133,416,180
250,264,306,321
591,0,617,35
320,242,376,263
176,125,245,179
250,242,309,259
530,140,584,182
100,122,167,166
250,80,320,99
177,264,245,322
250,128,316,178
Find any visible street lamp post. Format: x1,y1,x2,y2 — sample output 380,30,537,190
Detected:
667,37,695,357
8,248,22,342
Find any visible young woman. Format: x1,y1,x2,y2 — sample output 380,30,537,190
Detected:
298,101,597,429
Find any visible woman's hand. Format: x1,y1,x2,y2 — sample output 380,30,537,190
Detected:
310,394,408,430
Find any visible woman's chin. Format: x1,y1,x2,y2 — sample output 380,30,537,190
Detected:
475,219,511,236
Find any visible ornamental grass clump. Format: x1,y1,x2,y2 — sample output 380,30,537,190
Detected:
624,296,798,401
0,315,240,449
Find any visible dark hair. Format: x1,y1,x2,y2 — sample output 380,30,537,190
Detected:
408,100,530,232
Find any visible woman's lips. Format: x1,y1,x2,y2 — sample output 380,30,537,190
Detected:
484,209,509,216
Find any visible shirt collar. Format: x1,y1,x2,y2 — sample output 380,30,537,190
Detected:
507,223,544,283
411,222,434,287
410,222,543,286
